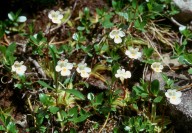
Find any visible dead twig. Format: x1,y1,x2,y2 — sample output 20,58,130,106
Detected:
4,34,10,45
28,57,47,79
178,83,192,91
170,17,185,27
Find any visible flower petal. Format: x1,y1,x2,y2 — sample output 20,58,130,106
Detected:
165,91,171,98
175,91,182,97
55,66,62,72
170,97,181,105
66,63,73,69
115,73,120,78
80,71,90,78
125,71,131,78
52,19,61,24
114,36,122,44
61,69,71,76
109,30,117,39
84,67,91,72
16,69,25,75
20,65,27,72
118,30,125,37
58,14,63,19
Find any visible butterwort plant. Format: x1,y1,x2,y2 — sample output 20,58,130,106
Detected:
55,60,73,76
151,62,164,73
125,47,142,59
115,68,131,83
12,61,27,76
76,62,91,78
109,28,125,44
165,89,182,105
48,10,63,24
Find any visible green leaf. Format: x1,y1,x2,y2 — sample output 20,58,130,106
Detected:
68,106,78,117
0,125,5,131
134,20,146,31
87,93,94,100
77,26,85,31
117,12,128,21
72,113,90,123
7,43,16,53
153,96,163,103
69,108,90,123
14,83,23,89
94,92,103,106
8,12,15,21
37,80,53,89
188,68,192,74
30,35,38,44
100,13,114,28
39,93,53,106
143,47,154,58
7,122,18,133
49,45,57,81
150,80,160,96
183,54,192,64
0,45,6,55
65,89,85,100
49,106,59,114
5,43,16,65
39,126,47,133
132,104,138,110
100,43,109,54
49,45,57,67
0,22,5,39
70,128,76,133
84,7,90,18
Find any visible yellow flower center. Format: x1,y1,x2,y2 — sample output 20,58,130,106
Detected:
115,35,119,39
62,67,67,72
171,96,176,100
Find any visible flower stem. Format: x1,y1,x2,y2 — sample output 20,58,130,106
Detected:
151,103,156,123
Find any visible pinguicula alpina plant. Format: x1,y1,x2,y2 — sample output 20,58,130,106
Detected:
48,10,63,24
55,60,73,76
12,61,27,75
151,62,164,72
76,63,91,78
109,28,125,44
125,47,142,59
115,68,131,83
165,89,182,105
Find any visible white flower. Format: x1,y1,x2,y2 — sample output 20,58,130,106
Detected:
151,62,163,72
146,0,149,2
77,63,91,78
109,29,125,44
165,89,182,105
124,126,131,131
125,47,142,59
12,61,27,75
179,26,186,31
48,10,63,24
55,60,73,76
115,68,131,83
